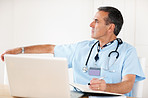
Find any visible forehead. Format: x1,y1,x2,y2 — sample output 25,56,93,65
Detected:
94,11,109,20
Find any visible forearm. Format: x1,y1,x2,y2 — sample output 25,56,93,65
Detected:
89,74,135,94
1,44,55,61
4,44,55,54
105,80,134,94
22,44,55,54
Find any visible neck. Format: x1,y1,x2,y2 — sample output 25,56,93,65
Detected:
99,35,117,48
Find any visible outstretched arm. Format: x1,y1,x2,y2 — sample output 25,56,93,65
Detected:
1,44,55,61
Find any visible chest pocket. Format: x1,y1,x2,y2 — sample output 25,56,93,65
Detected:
101,67,121,83
101,56,122,83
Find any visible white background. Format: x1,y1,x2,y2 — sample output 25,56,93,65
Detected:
0,0,148,97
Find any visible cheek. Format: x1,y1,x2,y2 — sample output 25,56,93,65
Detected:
94,25,99,33
94,27,102,34
95,25,107,34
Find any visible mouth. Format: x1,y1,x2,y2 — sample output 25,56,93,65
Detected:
91,29,94,34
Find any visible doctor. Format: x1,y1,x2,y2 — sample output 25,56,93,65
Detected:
1,6,145,97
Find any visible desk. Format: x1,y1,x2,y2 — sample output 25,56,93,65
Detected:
0,84,137,98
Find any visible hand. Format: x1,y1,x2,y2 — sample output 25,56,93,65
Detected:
1,52,5,61
89,78,106,91
1,48,21,61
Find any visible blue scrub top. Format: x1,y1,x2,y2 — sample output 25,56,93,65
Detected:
54,39,145,97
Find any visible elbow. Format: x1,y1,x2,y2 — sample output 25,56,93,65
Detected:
124,88,132,94
121,85,134,94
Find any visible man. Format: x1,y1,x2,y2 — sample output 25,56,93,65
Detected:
1,6,145,97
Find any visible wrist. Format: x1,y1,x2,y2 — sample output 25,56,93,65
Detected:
21,47,25,53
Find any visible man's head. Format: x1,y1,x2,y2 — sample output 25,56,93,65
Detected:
90,6,123,40
98,6,123,36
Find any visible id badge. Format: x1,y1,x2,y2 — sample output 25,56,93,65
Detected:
88,67,101,76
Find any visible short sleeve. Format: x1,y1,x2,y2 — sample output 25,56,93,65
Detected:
54,43,78,68
122,47,145,82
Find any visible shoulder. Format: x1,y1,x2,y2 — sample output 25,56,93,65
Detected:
120,42,136,52
119,42,138,59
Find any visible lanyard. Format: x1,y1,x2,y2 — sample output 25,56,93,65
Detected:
94,40,115,62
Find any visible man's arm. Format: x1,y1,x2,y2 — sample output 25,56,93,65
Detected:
1,44,55,61
89,74,135,94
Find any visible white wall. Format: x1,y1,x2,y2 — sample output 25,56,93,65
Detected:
0,0,14,84
13,0,93,47
135,0,148,97
0,0,94,84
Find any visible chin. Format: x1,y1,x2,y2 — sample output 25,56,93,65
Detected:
91,33,94,38
91,31,96,38
91,35,94,38
91,35,99,40
91,36,96,39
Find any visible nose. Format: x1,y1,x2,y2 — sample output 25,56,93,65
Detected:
90,21,95,28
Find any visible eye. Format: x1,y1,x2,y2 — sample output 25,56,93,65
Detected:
95,19,99,23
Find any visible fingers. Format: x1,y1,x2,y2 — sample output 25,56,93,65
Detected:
1,48,21,61
89,78,106,91
1,53,5,61
89,83,101,91
1,52,7,61
1,50,13,61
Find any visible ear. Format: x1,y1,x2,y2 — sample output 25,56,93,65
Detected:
108,24,115,33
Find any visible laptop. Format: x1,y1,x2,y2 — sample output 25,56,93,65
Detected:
4,54,70,98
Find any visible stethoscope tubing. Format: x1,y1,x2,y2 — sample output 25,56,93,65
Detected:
85,41,99,66
85,38,122,68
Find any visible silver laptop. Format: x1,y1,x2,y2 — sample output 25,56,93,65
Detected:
4,54,70,98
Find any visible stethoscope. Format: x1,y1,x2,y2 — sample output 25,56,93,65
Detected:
82,38,123,73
